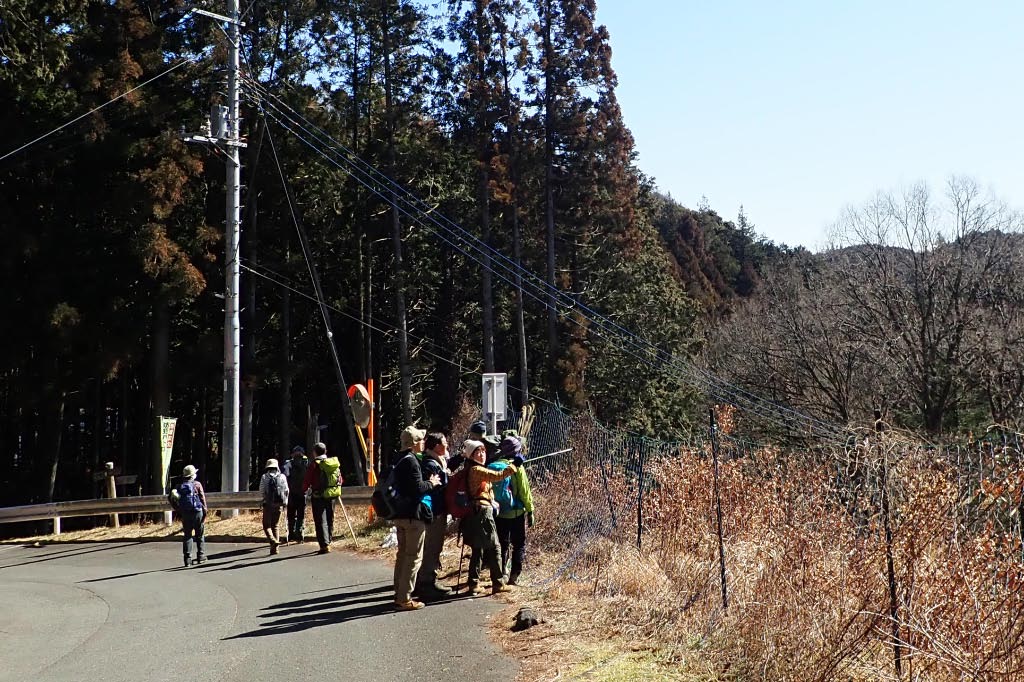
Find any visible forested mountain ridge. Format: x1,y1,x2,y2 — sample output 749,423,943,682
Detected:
649,192,793,320
706,181,1024,436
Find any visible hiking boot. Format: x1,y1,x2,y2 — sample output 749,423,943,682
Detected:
508,572,520,586
270,543,279,556
317,545,330,555
394,600,425,611
183,556,191,567
416,584,453,600
491,583,512,594
466,582,482,596
195,555,206,565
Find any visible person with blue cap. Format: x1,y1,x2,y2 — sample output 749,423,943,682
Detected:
468,420,501,463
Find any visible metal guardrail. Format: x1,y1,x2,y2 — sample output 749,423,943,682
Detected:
0,487,373,529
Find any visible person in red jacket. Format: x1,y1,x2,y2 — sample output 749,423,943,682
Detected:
301,443,343,554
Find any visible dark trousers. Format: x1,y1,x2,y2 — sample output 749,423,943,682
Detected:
465,506,503,587
311,496,336,548
181,510,206,559
496,514,527,580
286,493,306,542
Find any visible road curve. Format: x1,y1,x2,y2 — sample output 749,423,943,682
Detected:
0,541,517,682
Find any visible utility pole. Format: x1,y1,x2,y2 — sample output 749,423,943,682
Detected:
222,0,242,516
183,3,246,515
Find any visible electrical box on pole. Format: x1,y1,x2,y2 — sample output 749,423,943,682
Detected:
482,373,507,436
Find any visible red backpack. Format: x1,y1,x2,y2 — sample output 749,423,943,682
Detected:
444,467,474,519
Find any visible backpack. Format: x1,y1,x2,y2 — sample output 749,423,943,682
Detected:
313,459,341,495
370,453,414,520
263,472,287,507
487,460,516,514
444,466,474,520
176,480,204,512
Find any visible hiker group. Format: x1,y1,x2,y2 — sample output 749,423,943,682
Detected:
379,420,536,611
168,420,537,611
169,441,347,564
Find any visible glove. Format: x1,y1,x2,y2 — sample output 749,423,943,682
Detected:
512,453,526,467
527,512,535,528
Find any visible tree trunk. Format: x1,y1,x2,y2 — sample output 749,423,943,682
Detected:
151,294,170,495
382,2,412,424
279,269,293,458
45,390,66,503
543,0,559,391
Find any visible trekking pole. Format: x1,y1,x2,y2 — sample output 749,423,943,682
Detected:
337,497,358,542
456,531,466,593
523,447,572,464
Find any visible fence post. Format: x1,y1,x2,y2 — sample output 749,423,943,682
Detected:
876,429,901,679
636,445,645,551
709,407,728,612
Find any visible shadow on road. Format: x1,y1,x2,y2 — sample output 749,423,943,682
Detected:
76,547,262,582
225,583,399,638
0,542,143,570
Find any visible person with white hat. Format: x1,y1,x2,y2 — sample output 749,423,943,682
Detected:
175,464,207,567
462,439,521,595
259,458,289,555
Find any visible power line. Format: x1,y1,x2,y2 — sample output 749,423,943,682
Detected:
0,57,200,164
241,77,847,441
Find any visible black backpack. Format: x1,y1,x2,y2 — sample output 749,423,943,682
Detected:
370,453,414,520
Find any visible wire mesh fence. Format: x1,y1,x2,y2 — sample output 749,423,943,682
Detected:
503,404,1024,680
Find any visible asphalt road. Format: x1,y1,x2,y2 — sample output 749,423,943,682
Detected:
0,540,517,682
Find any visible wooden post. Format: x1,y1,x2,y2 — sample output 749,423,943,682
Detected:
105,462,119,528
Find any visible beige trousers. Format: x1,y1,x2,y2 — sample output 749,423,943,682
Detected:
393,518,427,603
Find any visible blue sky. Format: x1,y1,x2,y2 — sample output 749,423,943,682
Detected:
597,1,1024,249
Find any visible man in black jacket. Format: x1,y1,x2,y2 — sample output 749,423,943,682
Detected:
392,426,440,611
280,445,308,543
415,431,453,600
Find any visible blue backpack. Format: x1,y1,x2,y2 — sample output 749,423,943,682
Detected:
487,461,517,514
177,480,204,512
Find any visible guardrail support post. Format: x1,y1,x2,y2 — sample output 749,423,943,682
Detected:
105,462,119,528
53,516,61,535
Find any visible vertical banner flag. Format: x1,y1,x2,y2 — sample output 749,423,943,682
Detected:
160,416,178,492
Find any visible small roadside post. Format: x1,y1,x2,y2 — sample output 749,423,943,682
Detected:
105,462,119,528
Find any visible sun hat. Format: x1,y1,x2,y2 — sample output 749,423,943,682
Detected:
182,464,198,478
400,426,427,449
265,458,279,469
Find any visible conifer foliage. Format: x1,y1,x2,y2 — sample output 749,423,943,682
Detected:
0,0,748,512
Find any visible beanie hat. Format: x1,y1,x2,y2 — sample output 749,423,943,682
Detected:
499,435,522,459
290,445,305,455
462,439,485,457
400,426,426,449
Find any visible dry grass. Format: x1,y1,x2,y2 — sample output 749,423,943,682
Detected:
520,428,1024,681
